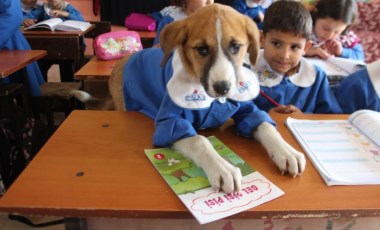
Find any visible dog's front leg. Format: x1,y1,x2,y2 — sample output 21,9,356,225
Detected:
173,135,242,193
254,122,306,176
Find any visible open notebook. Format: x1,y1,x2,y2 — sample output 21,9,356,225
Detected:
286,110,380,186
24,18,91,32
307,56,366,77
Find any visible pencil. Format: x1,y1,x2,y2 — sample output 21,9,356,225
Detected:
260,90,280,107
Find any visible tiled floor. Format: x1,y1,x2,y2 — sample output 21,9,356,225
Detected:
0,213,64,230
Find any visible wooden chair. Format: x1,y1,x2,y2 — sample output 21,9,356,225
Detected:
33,82,82,134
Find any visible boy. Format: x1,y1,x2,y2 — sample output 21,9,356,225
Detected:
252,0,342,114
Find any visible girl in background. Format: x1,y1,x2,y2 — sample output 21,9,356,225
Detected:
306,0,365,61
232,0,273,30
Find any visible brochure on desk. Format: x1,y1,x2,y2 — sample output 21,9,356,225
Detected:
145,136,284,225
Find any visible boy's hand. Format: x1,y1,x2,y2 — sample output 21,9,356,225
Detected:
50,10,69,18
324,40,343,57
305,46,332,59
269,105,303,114
23,19,37,28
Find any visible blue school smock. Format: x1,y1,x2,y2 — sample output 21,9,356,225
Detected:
0,0,44,96
123,48,275,147
252,51,342,114
232,0,266,30
23,2,84,22
335,60,380,113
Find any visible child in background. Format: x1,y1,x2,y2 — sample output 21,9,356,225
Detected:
306,0,365,61
335,59,380,113
232,0,272,30
252,0,342,114
21,0,43,15
22,0,86,82
153,0,214,47
23,0,85,28
1,0,44,96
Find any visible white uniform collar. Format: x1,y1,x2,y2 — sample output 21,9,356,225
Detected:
252,51,316,88
169,7,187,21
367,59,380,98
167,50,260,109
246,1,260,8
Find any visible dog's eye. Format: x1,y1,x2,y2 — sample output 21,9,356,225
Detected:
230,43,242,54
195,46,209,56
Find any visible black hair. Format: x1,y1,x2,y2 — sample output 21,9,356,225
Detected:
263,0,313,40
311,0,357,25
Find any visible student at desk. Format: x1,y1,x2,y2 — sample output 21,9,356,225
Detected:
23,0,85,82
251,1,342,115
335,59,380,113
0,0,44,96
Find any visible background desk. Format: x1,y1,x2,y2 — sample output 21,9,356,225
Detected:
22,26,94,82
0,111,379,228
74,57,117,81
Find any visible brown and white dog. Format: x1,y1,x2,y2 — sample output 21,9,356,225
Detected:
73,4,306,193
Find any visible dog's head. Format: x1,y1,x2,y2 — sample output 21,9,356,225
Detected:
160,3,260,99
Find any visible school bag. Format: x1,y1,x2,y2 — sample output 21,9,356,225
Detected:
124,13,156,31
93,30,143,60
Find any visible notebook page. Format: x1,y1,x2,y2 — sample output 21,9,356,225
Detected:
349,110,380,147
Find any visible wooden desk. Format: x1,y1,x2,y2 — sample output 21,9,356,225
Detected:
137,31,156,48
0,50,47,78
22,26,94,81
74,57,118,81
0,111,379,226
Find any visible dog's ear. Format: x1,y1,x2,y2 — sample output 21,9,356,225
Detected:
159,20,188,66
245,17,260,66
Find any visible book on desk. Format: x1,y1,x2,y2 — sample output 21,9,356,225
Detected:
286,109,380,186
307,56,366,84
24,18,91,32
145,136,284,225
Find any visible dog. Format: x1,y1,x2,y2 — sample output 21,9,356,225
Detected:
73,4,306,194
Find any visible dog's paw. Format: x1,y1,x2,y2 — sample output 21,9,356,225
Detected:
269,145,306,177
204,159,243,194
255,122,306,177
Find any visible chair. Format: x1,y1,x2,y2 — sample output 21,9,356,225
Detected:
33,82,82,134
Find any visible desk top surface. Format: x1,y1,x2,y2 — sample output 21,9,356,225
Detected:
22,25,94,37
0,110,379,219
74,57,119,80
0,50,47,78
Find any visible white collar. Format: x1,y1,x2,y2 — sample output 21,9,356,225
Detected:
367,59,380,98
252,51,316,87
167,50,260,109
169,7,188,21
246,0,260,8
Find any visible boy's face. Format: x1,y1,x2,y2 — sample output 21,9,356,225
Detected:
22,0,37,7
262,30,311,74
47,0,63,7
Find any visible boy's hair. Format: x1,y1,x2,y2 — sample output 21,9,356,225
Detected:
311,0,357,25
263,0,312,40
171,0,187,8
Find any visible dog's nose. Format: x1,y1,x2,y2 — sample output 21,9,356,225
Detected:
213,81,231,95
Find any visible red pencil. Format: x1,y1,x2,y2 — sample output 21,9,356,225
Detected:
259,90,280,107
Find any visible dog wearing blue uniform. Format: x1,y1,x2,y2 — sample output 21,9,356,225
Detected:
74,4,306,193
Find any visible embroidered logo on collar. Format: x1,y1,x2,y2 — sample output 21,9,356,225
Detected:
238,81,251,94
257,65,282,83
185,89,206,102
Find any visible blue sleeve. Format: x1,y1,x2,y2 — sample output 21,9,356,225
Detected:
0,0,22,44
65,4,84,21
23,5,45,21
153,16,174,46
153,94,197,147
340,43,365,61
232,0,247,14
232,102,276,138
313,68,343,114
